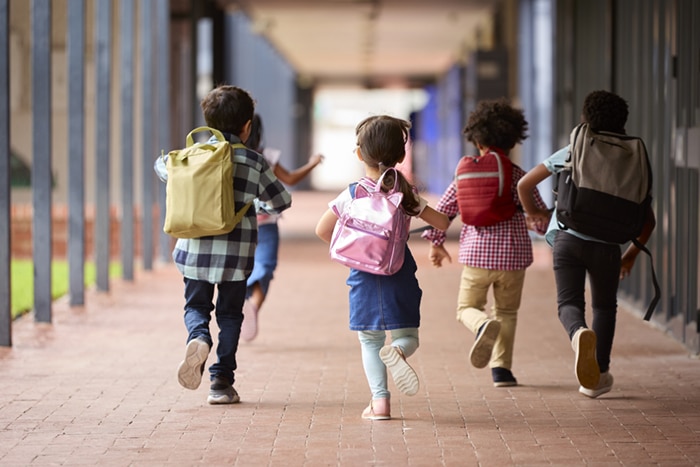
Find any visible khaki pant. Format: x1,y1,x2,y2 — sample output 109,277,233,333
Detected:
456,266,526,370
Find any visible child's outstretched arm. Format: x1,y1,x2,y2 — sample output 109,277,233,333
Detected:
274,154,324,186
315,209,338,244
418,205,450,231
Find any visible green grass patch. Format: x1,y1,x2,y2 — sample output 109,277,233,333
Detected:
11,260,122,319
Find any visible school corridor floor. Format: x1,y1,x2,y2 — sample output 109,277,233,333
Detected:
1,191,699,466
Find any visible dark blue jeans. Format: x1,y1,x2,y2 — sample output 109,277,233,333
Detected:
553,231,621,373
183,277,246,385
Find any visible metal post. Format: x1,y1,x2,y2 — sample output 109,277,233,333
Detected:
0,0,11,345
32,0,52,322
140,0,154,269
67,0,86,306
120,0,135,280
94,0,111,291
157,0,171,263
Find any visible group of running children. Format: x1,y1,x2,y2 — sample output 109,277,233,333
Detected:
157,85,655,418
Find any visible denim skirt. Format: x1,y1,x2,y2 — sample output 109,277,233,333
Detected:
347,246,422,331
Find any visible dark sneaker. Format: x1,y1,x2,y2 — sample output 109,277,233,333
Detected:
177,337,210,390
571,327,600,389
492,367,518,387
579,371,614,398
207,376,240,404
470,319,501,369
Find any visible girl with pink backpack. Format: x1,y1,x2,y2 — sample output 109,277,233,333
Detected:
315,115,449,420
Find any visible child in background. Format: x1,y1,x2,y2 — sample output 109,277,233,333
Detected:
240,114,324,342
154,86,292,404
422,99,548,387
517,90,656,398
315,115,449,421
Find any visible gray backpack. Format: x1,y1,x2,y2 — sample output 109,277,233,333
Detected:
556,123,652,244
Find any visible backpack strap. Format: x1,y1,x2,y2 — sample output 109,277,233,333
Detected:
633,239,661,321
229,142,254,219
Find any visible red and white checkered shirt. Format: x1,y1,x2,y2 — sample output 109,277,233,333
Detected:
422,163,548,271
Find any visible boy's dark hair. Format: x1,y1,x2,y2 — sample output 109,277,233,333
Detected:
582,90,628,134
200,85,255,136
355,115,420,215
463,98,528,152
245,113,264,151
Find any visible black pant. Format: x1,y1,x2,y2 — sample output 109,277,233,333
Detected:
553,231,621,373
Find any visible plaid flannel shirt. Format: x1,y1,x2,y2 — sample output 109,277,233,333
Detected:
155,134,292,283
422,163,548,270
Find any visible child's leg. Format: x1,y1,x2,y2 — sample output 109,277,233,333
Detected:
241,223,279,342
209,280,246,385
178,278,216,390
491,269,526,370
381,328,420,396
389,328,419,358
358,330,389,400
183,278,215,345
456,266,492,333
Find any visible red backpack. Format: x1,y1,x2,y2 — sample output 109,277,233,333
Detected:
455,150,516,226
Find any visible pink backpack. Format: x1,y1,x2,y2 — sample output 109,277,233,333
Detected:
329,168,410,275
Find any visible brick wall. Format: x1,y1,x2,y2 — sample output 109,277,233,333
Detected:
10,204,165,259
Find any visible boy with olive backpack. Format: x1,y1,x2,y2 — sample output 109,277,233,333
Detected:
154,85,292,405
518,90,658,399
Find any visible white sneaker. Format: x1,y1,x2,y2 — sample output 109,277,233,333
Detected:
470,319,501,369
379,345,419,396
571,327,600,389
177,337,210,390
579,371,614,398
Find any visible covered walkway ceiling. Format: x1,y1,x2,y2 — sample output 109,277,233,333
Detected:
225,0,496,86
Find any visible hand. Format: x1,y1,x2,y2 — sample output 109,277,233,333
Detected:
619,255,637,280
429,244,451,268
525,209,551,235
309,154,324,166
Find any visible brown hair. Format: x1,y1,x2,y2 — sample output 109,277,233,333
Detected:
355,115,420,215
200,85,255,136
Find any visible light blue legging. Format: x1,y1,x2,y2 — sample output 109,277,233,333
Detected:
358,328,419,400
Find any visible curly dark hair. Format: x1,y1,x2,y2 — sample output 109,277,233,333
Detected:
355,115,420,215
200,85,255,136
581,90,628,133
463,98,528,152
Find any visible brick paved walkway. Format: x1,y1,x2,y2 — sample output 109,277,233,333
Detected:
1,192,699,466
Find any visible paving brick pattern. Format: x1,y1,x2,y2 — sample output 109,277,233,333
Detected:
1,192,699,466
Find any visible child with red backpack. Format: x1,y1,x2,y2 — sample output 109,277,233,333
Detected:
315,115,449,420
422,99,547,387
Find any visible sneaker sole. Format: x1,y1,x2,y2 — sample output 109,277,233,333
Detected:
493,380,518,388
579,384,612,398
177,339,209,390
579,373,614,398
574,330,600,389
379,345,419,396
207,393,240,404
470,320,501,369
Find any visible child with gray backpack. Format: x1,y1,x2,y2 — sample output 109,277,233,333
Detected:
517,90,657,398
